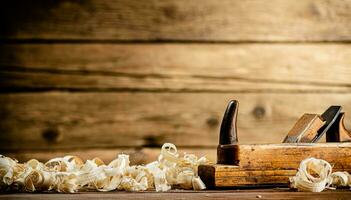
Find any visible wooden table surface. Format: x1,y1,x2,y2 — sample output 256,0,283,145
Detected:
1,189,350,200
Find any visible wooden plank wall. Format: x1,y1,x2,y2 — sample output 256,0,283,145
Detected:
1,0,351,164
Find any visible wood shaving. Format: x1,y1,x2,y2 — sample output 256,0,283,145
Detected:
289,157,351,192
330,171,351,187
0,143,209,193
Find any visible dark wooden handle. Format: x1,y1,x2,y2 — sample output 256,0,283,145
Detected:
219,100,239,145
217,100,240,165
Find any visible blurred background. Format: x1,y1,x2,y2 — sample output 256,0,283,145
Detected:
1,0,351,164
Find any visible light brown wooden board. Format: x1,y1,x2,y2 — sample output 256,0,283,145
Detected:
1,190,351,200
283,114,324,143
2,148,215,165
199,143,351,187
2,93,351,150
1,0,351,41
1,44,351,92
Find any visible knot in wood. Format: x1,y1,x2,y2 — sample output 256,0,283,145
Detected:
206,116,219,127
253,106,265,119
42,127,62,143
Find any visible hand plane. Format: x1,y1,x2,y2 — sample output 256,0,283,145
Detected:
198,100,351,188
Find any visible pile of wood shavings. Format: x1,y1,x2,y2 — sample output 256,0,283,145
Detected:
0,143,209,193
289,157,351,192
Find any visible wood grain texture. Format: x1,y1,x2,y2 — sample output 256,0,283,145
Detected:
1,44,351,92
1,0,351,41
199,165,297,188
199,143,351,187
2,92,351,150
1,190,351,200
236,143,351,170
282,114,325,143
2,148,215,165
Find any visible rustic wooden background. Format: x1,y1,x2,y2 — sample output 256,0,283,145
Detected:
1,0,351,164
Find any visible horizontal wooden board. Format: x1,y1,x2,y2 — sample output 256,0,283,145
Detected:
199,166,297,187
236,144,351,169
1,92,351,150
2,148,215,165
1,44,351,92
1,0,351,41
3,71,351,93
1,190,351,200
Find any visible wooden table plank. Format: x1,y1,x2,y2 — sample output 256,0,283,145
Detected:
2,147,215,164
1,190,350,200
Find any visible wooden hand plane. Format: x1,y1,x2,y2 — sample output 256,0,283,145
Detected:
198,100,351,188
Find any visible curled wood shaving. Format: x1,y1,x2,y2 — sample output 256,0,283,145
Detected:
289,157,351,192
330,172,351,187
0,143,209,193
